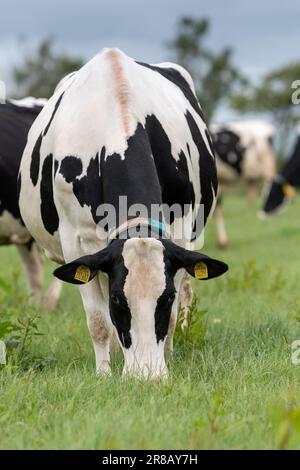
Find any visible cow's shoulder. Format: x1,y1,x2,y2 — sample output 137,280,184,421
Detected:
150,62,197,95
136,60,204,121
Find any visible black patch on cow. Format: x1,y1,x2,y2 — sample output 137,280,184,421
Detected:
106,240,132,348
145,114,195,224
109,296,132,349
43,92,64,136
72,153,103,223
136,61,205,121
154,253,175,343
40,154,59,234
100,124,162,225
30,132,43,186
0,101,43,218
282,136,300,187
187,143,191,158
29,94,63,186
212,129,244,175
109,263,132,349
0,201,4,216
185,111,217,235
100,146,106,162
60,156,83,183
262,136,300,214
262,180,286,214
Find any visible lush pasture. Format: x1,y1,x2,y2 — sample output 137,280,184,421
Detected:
1,191,300,449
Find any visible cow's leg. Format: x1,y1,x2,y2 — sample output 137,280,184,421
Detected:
164,300,178,355
16,242,43,303
215,192,229,248
79,275,114,375
246,180,257,204
165,270,184,355
59,223,114,374
179,271,193,330
43,278,63,309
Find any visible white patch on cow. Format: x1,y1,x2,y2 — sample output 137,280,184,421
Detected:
122,238,167,379
9,97,47,108
54,72,77,94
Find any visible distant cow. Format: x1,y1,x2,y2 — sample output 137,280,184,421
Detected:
211,121,276,246
260,132,300,216
19,48,228,379
0,98,61,307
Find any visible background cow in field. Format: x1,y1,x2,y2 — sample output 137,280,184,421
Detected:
211,120,276,247
19,48,228,379
260,130,300,216
0,98,61,307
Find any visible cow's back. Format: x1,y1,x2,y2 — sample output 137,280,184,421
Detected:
19,48,217,260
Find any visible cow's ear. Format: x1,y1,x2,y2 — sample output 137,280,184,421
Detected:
53,246,113,285
164,241,228,280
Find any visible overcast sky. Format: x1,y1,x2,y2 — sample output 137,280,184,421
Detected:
1,0,300,119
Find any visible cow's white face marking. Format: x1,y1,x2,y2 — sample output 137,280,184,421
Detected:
122,238,168,379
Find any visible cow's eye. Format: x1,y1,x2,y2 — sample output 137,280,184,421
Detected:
111,294,120,305
167,294,176,304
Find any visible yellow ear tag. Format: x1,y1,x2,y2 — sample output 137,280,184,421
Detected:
194,261,208,280
74,265,91,283
282,183,295,198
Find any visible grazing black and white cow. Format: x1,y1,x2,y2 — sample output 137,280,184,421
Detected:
0,98,62,307
19,48,228,379
260,132,300,216
211,121,276,246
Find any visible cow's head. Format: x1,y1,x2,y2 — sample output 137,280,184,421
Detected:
212,130,245,172
259,177,295,218
54,238,228,379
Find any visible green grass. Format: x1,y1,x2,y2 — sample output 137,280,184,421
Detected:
2,191,300,449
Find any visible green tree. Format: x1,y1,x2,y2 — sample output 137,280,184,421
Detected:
13,38,84,98
231,62,300,161
167,17,246,122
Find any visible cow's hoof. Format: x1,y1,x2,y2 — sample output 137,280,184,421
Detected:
164,338,174,356
96,361,111,376
217,240,229,249
43,296,60,310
